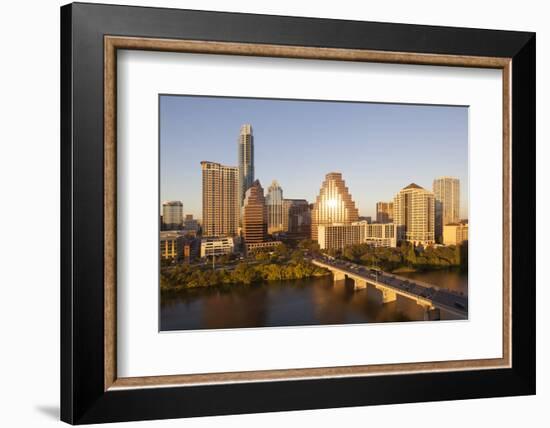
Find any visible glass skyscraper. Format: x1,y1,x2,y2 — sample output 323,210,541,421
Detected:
311,172,359,242
238,124,254,207
266,180,284,234
433,176,461,243
376,201,394,223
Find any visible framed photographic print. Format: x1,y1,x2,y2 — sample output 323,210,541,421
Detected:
61,2,536,424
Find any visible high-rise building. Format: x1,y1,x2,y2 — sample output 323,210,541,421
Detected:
201,161,239,237
283,199,311,238
282,200,293,232
433,177,461,243
238,124,254,206
393,183,435,245
243,180,267,243
376,201,394,223
311,172,359,241
266,180,284,234
317,221,397,250
162,201,183,230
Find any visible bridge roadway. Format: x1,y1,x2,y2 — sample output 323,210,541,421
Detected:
310,257,468,320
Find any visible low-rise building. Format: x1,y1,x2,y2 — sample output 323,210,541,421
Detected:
182,236,200,263
443,223,468,245
246,241,283,254
160,231,183,259
200,237,235,258
317,223,361,251
360,222,397,248
317,221,397,250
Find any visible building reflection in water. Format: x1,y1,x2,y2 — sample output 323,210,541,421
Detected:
201,287,269,329
160,270,467,331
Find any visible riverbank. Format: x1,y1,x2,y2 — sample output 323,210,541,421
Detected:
160,267,468,331
160,275,418,331
161,260,330,292
337,241,468,273
391,267,417,273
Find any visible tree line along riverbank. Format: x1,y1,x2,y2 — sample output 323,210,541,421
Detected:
160,240,467,291
332,241,468,273
161,259,328,292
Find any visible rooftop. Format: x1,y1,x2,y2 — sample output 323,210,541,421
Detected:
403,183,424,190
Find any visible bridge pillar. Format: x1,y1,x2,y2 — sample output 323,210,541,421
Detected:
354,279,367,290
376,286,397,303
419,304,440,321
332,271,347,282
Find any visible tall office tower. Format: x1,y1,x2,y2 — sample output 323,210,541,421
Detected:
238,124,254,206
282,199,311,238
393,183,435,245
433,176,461,243
201,161,240,237
266,180,284,234
376,201,394,223
162,201,183,230
311,172,359,241
243,180,267,243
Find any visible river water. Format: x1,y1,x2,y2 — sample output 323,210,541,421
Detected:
161,269,467,331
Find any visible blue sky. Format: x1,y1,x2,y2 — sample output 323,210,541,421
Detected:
160,95,468,220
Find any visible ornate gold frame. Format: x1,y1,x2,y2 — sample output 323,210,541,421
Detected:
104,36,512,391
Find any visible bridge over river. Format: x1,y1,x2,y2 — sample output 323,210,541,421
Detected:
310,257,468,320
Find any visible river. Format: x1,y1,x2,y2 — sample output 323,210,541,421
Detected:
160,268,467,331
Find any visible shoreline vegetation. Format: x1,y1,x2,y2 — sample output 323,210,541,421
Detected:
161,240,468,292
334,240,468,274
161,261,329,292
161,242,328,292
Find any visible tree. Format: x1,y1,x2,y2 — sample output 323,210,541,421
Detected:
290,249,305,263
254,251,270,262
459,241,468,270
326,247,340,258
298,239,320,254
273,243,289,259
404,243,417,266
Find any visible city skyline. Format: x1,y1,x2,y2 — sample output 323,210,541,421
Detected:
160,95,469,220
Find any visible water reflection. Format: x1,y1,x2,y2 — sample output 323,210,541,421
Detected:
160,270,467,331
397,269,468,295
